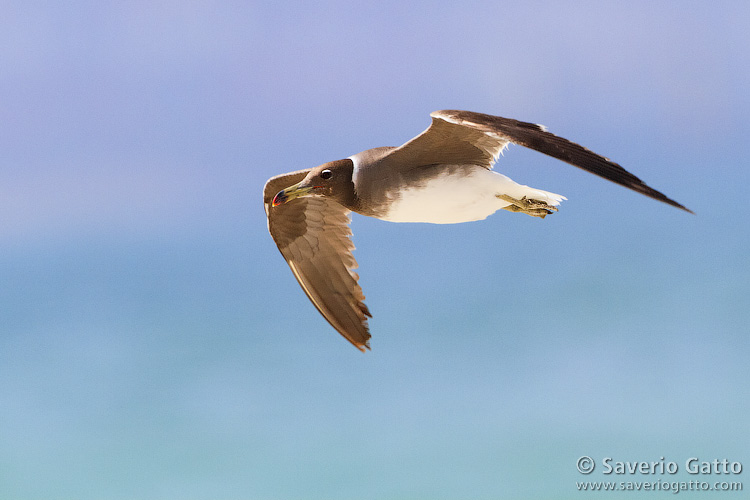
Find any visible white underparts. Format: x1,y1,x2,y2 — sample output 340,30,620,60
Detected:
379,167,566,224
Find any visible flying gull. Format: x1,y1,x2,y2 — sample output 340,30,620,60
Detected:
263,110,691,351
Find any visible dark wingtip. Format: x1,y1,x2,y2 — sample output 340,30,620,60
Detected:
657,197,693,214
653,192,694,215
681,205,696,215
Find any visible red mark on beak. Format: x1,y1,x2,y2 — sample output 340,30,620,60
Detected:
272,190,287,207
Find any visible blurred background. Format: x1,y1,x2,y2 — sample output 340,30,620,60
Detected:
1,1,748,498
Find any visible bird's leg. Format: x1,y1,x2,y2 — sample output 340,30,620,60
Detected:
497,194,558,219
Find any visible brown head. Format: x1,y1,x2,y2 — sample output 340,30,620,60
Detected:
272,159,357,209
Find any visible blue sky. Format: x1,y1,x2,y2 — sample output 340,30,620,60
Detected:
1,1,748,499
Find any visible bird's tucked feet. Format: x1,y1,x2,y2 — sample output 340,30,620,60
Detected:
497,194,558,219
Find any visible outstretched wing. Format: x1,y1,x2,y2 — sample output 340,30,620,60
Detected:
263,171,371,351
385,109,691,213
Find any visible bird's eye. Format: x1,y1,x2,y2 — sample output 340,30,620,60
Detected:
320,169,332,180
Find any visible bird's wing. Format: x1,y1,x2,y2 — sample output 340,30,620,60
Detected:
384,111,510,169
385,109,691,212
264,170,371,351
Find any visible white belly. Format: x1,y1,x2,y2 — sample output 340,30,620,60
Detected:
379,167,564,224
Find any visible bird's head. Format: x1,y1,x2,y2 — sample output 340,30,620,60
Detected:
272,159,355,207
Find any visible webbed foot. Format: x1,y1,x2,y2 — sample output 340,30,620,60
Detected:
498,194,558,218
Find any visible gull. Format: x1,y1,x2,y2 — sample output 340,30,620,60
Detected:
263,110,691,351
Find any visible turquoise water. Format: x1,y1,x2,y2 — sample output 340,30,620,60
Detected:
1,2,748,498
